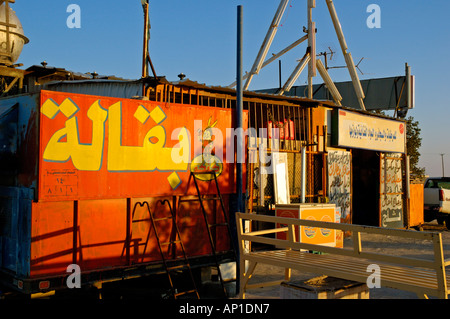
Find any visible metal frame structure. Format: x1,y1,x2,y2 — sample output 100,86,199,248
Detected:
230,0,366,110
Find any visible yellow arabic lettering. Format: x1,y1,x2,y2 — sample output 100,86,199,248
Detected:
43,99,191,173
43,100,107,171
107,102,190,172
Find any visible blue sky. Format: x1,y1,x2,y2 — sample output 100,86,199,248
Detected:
12,1,450,177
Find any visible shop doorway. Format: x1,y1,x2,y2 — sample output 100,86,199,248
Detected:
352,149,380,226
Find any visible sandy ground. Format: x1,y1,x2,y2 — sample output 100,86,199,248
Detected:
237,222,450,299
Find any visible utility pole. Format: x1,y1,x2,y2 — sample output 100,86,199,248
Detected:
307,0,316,99
141,0,157,79
441,154,445,177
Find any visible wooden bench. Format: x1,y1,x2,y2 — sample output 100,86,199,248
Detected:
236,212,450,299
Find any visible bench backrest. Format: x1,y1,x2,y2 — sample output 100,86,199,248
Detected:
236,212,449,290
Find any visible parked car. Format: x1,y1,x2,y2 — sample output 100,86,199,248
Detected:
423,177,450,226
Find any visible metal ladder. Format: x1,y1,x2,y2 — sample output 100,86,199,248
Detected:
133,200,199,299
185,171,237,298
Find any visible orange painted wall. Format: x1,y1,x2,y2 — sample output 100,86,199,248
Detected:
30,195,231,277
30,91,240,277
408,183,424,227
30,201,74,277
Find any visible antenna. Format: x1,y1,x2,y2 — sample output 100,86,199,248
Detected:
327,56,366,75
317,47,335,70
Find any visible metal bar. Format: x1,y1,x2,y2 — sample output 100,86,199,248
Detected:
142,1,149,79
301,146,306,203
307,0,316,98
191,172,228,297
236,5,244,214
73,200,78,264
1,76,18,94
279,52,310,95
325,0,366,110
406,63,412,108
147,52,157,78
316,58,342,104
244,0,290,90
228,35,308,88
126,198,131,265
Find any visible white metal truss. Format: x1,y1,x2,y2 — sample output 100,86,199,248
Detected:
230,0,366,111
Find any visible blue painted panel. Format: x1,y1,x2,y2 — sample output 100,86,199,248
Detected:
0,91,39,278
0,186,33,277
17,187,32,277
0,93,40,194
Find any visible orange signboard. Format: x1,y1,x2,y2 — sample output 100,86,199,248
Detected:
38,91,247,201
276,204,339,247
299,206,336,246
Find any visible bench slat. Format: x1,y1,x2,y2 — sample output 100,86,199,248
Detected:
241,233,437,269
245,250,444,295
251,250,441,282
280,251,443,282
240,213,437,240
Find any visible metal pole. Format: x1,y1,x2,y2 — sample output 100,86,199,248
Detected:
279,60,282,89
237,5,244,211
406,155,410,199
142,1,149,79
406,63,413,109
307,0,316,99
235,5,244,295
441,154,445,177
301,146,306,203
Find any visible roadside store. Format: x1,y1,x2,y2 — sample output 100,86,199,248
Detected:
141,77,409,229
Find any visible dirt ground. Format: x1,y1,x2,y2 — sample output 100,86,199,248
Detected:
2,223,448,301
236,222,450,299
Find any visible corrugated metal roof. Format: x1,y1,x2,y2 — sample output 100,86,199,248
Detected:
171,78,337,107
43,79,144,99
21,65,400,121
